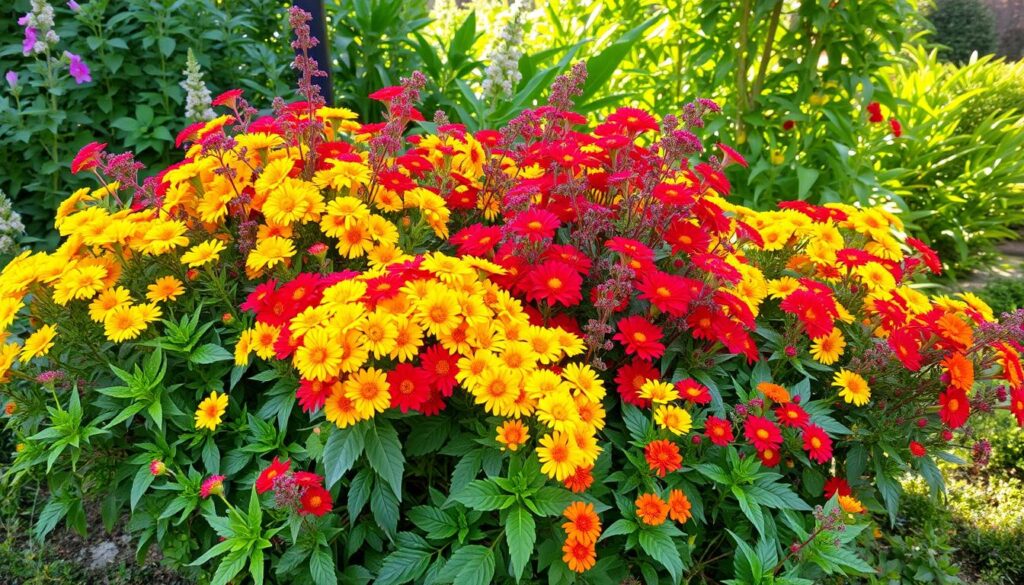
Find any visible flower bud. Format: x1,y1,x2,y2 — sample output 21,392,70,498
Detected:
221,312,233,324
3,401,15,415
784,345,797,358
149,460,167,476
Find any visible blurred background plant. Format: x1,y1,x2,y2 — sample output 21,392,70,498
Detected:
928,0,999,63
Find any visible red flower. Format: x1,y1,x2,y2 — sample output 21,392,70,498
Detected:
801,424,833,464
418,386,448,416
939,386,970,429
450,224,503,256
906,237,942,275
676,379,712,405
757,447,781,467
653,183,697,206
369,85,403,101
255,456,291,494
420,344,458,396
637,271,702,317
542,245,592,276
299,485,333,516
909,441,927,457
1009,387,1024,427
665,219,711,255
867,101,884,123
71,141,106,174
774,403,809,429
293,471,325,488
782,119,796,131
524,261,584,307
743,416,783,451
704,416,734,446
607,107,660,134
823,477,852,498
613,316,665,360
296,378,334,413
888,328,922,371
509,208,560,242
644,439,683,477
780,289,837,339
889,117,903,137
175,121,206,148
388,363,430,412
613,359,657,408
212,89,244,108
564,465,594,493
716,143,748,168
606,237,655,267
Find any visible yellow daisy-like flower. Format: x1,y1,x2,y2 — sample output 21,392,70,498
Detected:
810,328,846,365
52,264,108,305
470,367,519,417
537,431,581,481
536,390,582,433
195,390,229,431
146,276,185,303
88,286,131,323
496,420,529,451
415,288,462,336
104,305,147,342
344,367,391,419
561,363,605,402
389,317,424,362
293,327,343,382
250,322,282,360
833,369,871,406
324,381,361,429
0,297,24,331
639,379,679,404
654,405,693,436
180,239,226,268
141,220,189,255
358,312,398,359
234,330,252,366
20,324,57,363
246,236,295,272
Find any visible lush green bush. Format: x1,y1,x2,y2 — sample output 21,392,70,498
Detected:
928,0,998,64
977,277,1024,317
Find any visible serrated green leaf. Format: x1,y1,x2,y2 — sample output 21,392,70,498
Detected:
506,505,536,582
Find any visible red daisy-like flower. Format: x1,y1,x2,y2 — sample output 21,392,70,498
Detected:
939,386,970,429
909,441,927,457
836,248,873,269
1008,387,1024,426
542,245,592,276
653,183,697,206
509,208,560,241
564,465,594,493
450,224,503,257
644,439,683,477
906,237,942,275
296,378,334,413
613,359,658,408
255,456,291,494
637,271,702,317
71,141,107,174
743,416,783,452
606,237,655,266
889,117,903,137
368,85,403,101
524,261,584,307
241,279,279,315
757,447,781,467
418,385,448,416
676,379,712,405
665,219,711,255
613,316,665,360
607,107,660,134
175,121,206,148
704,416,734,446
801,424,833,464
823,477,852,498
867,101,884,123
420,344,459,396
774,403,809,429
780,289,837,339
716,143,748,168
888,328,923,371
299,485,333,516
388,363,431,413
212,88,244,108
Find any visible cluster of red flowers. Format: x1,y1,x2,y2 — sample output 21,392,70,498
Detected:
255,456,333,517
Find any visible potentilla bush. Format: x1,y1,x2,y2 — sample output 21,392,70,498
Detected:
2,8,1024,585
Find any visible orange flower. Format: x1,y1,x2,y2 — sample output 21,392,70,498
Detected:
562,535,596,573
936,313,973,349
644,439,682,477
635,493,669,526
562,502,601,545
563,465,594,494
757,382,790,403
839,495,865,514
667,489,692,523
496,420,529,452
941,352,974,393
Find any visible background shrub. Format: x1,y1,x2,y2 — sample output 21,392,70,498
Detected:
928,0,999,64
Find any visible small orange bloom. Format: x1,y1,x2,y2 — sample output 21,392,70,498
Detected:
757,382,790,403
635,493,669,526
562,535,596,573
667,489,692,523
644,439,682,477
941,352,974,393
563,465,594,494
495,420,529,451
562,501,602,545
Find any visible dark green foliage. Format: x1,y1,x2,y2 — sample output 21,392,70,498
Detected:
976,277,1024,316
929,0,999,64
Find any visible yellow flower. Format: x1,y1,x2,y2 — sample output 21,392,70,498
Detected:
537,431,581,481
415,288,461,336
52,265,108,305
141,220,189,255
654,405,692,436
389,317,424,362
335,222,375,258
0,297,24,331
344,367,391,419
0,342,20,381
561,363,605,402
195,390,229,431
234,330,252,366
639,380,679,404
325,381,361,428
146,276,185,303
855,262,896,293
88,287,131,323
838,495,865,514
246,236,295,272
254,157,295,196
104,305,147,342
470,367,519,416
536,390,582,433
833,369,871,406
180,239,226,268
263,178,322,226
810,328,846,365
250,322,282,359
358,312,398,359
293,327,343,382
20,324,57,363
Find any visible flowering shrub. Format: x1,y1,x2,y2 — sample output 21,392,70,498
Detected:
3,8,1024,584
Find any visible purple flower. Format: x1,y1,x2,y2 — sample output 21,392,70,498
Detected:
68,1,81,11
22,26,37,56
5,71,17,89
65,52,91,84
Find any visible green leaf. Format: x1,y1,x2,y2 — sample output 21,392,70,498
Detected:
323,423,366,489
796,166,820,199
408,506,458,540
522,486,575,516
732,486,766,537
34,498,69,541
371,477,400,538
453,480,514,511
348,468,373,523
599,518,638,540
310,545,337,585
190,343,234,364
637,525,683,583
210,547,248,585
364,419,405,500
436,545,495,585
374,533,433,585
130,464,155,510
728,530,763,585
506,505,536,582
